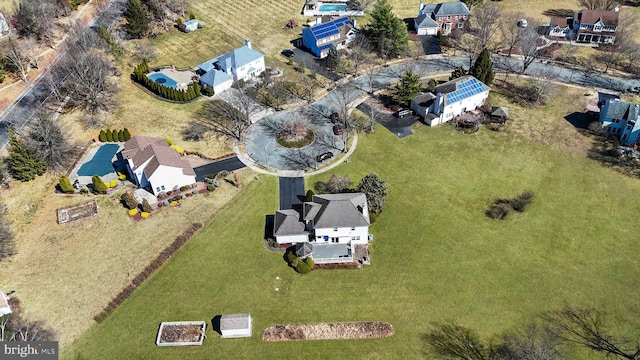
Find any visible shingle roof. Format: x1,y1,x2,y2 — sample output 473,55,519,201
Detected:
200,69,233,87
602,99,640,121
306,16,352,41
274,209,307,236
415,13,439,28
121,136,195,178
198,43,264,73
421,1,470,17
220,314,251,331
491,106,509,118
550,16,572,28
311,193,369,228
577,9,619,26
412,92,436,107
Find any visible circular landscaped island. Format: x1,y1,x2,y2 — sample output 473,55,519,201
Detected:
276,124,315,148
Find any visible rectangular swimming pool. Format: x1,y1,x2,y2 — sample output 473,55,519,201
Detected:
319,4,347,12
77,143,120,177
148,72,178,89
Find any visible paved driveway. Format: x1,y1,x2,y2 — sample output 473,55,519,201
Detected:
357,101,420,138
193,156,246,182
279,177,305,210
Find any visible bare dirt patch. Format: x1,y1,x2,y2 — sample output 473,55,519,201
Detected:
158,324,204,344
261,322,394,341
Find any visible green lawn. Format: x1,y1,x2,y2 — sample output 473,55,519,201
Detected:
65,121,640,359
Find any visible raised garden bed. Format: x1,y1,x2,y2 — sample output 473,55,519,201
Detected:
156,321,206,346
261,322,394,342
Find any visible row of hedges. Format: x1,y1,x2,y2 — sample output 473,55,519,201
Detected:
99,128,131,142
94,223,203,322
132,60,201,102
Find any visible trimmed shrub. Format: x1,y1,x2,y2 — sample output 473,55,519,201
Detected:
181,194,187,200
192,190,198,195
163,200,169,206
106,129,113,142
123,128,132,141
304,257,314,268
128,208,138,216
141,212,149,218
58,176,74,193
117,172,127,180
109,180,118,188
118,130,125,142
171,144,184,154
296,260,312,274
141,199,153,213
167,191,172,195
121,192,138,210
189,12,196,20
177,17,183,26
92,176,108,194
99,130,106,142
306,189,315,201
166,137,173,146
180,186,188,191
170,201,177,207
287,252,300,267
178,199,184,204
207,185,215,191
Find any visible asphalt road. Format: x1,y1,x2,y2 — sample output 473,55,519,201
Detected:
279,177,305,210
193,156,246,182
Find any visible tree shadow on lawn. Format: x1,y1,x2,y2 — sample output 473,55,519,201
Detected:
587,136,640,178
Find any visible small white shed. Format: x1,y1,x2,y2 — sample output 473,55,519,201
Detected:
0,290,11,317
220,313,252,338
183,19,199,33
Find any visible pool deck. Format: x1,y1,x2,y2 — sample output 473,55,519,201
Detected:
69,142,123,188
154,68,196,91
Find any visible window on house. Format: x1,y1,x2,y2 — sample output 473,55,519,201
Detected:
438,16,442,21
463,15,467,19
458,22,464,28
161,185,165,190
455,15,459,20
447,16,451,20
332,237,339,243
156,187,161,192
351,226,355,230
334,227,338,231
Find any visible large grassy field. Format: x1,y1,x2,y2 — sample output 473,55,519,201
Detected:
65,112,640,358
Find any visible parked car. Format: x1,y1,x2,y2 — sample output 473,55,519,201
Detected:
316,152,333,162
395,109,412,117
627,86,639,94
333,124,344,135
282,49,295,58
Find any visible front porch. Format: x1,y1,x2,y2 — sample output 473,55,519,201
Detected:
577,33,614,44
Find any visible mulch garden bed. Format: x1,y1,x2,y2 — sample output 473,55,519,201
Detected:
159,324,204,343
261,322,394,342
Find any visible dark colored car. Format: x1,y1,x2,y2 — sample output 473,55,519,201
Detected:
282,49,295,58
316,152,333,162
333,124,344,135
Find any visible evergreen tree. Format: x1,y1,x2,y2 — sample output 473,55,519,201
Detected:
193,82,201,96
123,128,132,141
59,176,74,193
368,0,408,58
99,130,106,142
326,45,341,71
106,129,113,142
92,175,108,194
357,173,388,214
124,0,149,39
121,192,138,209
393,69,422,104
7,131,46,182
449,66,468,81
471,48,495,86
141,199,153,213
118,130,125,142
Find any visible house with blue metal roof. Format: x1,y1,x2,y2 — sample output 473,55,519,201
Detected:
410,75,490,126
302,16,357,58
197,39,265,94
599,99,640,145
416,1,470,35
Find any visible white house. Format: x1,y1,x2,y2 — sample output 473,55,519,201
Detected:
118,136,196,196
220,314,252,338
410,75,490,126
550,8,619,44
198,40,265,94
273,193,370,264
599,98,640,145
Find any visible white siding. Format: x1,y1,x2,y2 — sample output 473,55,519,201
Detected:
235,58,265,82
275,234,309,245
314,226,368,245
148,165,196,195
213,79,233,95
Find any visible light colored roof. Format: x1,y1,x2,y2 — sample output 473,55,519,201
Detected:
220,313,251,331
491,106,509,117
200,69,233,87
198,43,264,73
274,209,307,236
121,136,195,178
311,193,369,228
421,1,470,17
311,243,350,259
577,8,619,26
183,19,198,26
296,242,313,257
602,99,640,120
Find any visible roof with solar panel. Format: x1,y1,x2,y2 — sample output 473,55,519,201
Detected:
308,16,353,41
435,75,490,106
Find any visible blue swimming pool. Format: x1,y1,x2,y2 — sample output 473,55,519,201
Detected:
319,3,347,12
148,72,178,89
77,144,120,177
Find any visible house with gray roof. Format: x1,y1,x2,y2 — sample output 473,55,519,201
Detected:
416,1,470,35
273,193,370,264
599,98,640,145
119,136,196,196
410,75,490,126
197,39,265,94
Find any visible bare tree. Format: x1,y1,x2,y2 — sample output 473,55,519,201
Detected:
519,21,542,74
425,322,491,360
315,174,352,193
25,112,74,171
528,68,559,103
4,316,56,341
470,2,502,51
196,94,252,141
133,40,158,63
348,35,372,76
456,33,483,68
60,48,118,113
500,12,527,57
181,120,211,141
500,323,563,360
0,204,16,262
3,37,30,82
577,0,621,10
543,307,640,359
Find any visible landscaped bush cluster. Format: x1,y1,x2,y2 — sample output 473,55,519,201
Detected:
94,223,203,322
121,192,138,210
99,128,131,142
286,251,314,274
58,175,74,194
486,191,534,220
314,262,359,270
132,60,201,102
